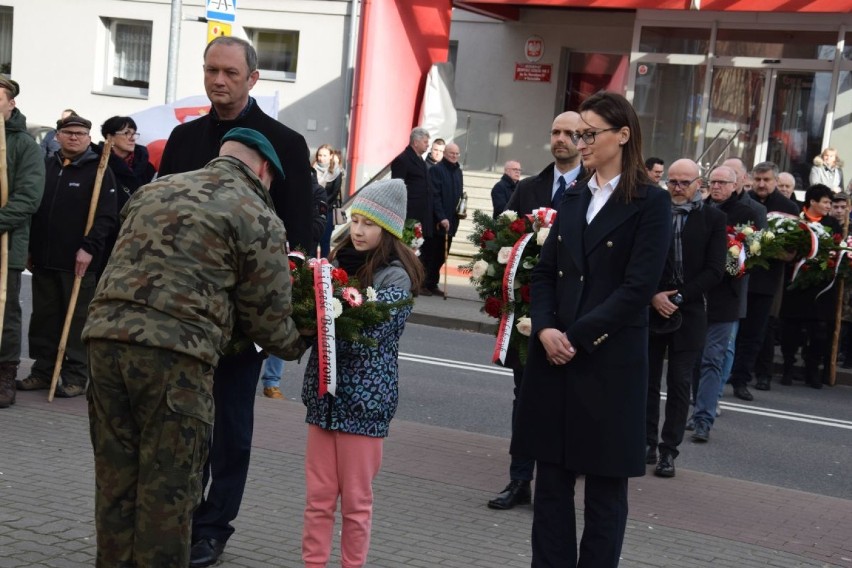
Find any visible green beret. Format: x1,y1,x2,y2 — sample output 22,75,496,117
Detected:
221,127,286,180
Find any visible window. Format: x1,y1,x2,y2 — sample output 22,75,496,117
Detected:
246,28,299,81
0,6,12,74
100,18,152,96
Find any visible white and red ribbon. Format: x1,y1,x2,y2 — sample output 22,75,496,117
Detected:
313,259,337,397
791,221,821,282
527,207,558,229
493,233,534,365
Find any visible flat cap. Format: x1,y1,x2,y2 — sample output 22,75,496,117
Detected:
0,76,19,98
221,127,285,180
57,114,92,131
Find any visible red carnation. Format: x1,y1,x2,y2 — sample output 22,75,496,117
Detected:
520,284,531,303
801,264,810,272
726,225,734,233
484,297,503,318
331,268,349,285
834,233,843,244
828,259,837,269
480,229,496,247
735,233,746,242
510,219,527,234
289,260,296,271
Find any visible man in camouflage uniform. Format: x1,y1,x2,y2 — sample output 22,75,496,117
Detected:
83,128,308,567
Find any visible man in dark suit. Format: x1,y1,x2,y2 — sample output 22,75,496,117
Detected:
691,165,762,443
729,162,799,401
487,111,584,511
491,160,521,218
157,36,314,568
505,111,585,216
425,142,463,293
391,127,435,295
646,159,726,477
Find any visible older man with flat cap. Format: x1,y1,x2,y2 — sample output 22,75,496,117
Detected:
83,127,310,568
0,76,45,409
20,113,117,398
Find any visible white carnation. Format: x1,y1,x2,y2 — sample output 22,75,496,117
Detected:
497,247,513,264
331,298,343,318
500,210,518,221
471,260,489,279
366,286,378,302
516,317,532,337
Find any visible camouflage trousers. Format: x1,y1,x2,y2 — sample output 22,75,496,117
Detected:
86,339,215,568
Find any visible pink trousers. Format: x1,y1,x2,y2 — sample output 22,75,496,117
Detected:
302,425,384,568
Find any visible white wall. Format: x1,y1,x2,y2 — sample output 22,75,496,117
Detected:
449,8,635,173
2,0,352,152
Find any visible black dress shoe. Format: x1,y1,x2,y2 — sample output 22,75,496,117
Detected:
654,453,675,478
754,375,771,391
733,385,753,401
645,445,657,465
487,480,531,510
429,287,445,297
189,537,226,568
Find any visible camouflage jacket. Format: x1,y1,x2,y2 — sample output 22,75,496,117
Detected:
83,156,305,366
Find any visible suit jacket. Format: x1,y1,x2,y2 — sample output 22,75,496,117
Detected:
747,189,800,295
510,181,672,477
655,204,726,351
391,145,433,237
505,162,587,216
429,159,464,237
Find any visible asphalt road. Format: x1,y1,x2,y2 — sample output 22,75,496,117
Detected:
278,322,852,501
19,274,852,500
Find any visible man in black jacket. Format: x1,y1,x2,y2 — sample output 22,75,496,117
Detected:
491,160,521,217
646,159,726,474
728,162,799,401
425,142,463,294
505,111,585,216
691,166,762,443
157,36,314,568
21,114,117,398
391,126,434,294
487,111,584,511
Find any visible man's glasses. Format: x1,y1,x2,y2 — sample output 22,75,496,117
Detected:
569,127,620,145
708,180,735,186
664,178,701,189
115,130,140,140
60,130,90,139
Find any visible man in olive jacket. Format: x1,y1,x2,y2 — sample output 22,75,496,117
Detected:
0,76,45,408
83,128,308,568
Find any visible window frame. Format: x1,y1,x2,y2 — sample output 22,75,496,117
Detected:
97,16,152,98
245,27,300,82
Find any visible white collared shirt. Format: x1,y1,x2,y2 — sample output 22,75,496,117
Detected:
586,173,621,223
552,164,583,201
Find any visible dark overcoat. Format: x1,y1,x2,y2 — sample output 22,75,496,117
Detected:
391,145,434,237
510,181,672,478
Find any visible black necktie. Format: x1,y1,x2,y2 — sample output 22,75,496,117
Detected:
553,176,567,206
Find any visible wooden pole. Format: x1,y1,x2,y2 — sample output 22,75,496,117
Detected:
48,139,113,402
443,231,449,300
0,115,9,352
829,211,850,387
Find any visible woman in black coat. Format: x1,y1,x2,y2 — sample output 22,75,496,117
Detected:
511,92,672,567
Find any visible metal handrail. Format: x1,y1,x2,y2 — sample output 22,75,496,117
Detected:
696,128,742,174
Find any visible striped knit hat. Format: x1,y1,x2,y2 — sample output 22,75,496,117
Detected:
351,179,407,239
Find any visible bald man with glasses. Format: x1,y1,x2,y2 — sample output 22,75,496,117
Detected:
645,159,726,476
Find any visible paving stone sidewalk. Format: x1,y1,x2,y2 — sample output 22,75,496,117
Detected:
2,383,850,568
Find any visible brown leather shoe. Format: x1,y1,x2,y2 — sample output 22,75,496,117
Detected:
263,386,284,399
54,383,86,398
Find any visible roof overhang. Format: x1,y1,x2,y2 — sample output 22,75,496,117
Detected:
455,0,851,13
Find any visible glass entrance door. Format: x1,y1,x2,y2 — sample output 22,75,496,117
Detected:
702,66,833,184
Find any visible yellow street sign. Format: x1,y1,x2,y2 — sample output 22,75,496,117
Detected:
207,21,232,43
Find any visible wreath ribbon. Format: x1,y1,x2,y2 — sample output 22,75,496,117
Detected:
493,233,534,365
313,258,337,397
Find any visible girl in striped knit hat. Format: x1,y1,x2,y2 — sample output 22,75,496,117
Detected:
301,179,424,568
